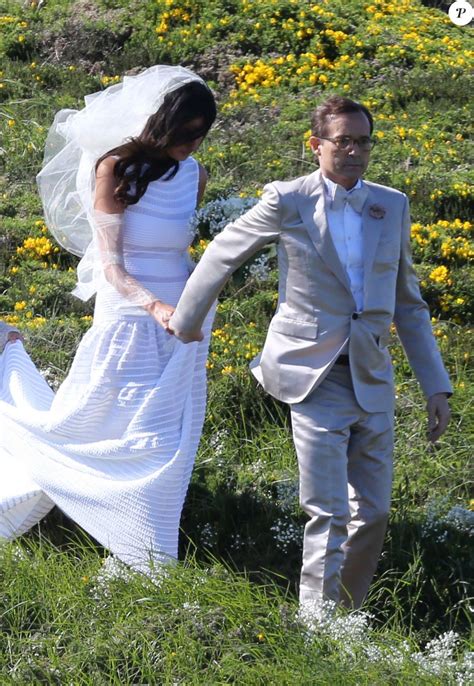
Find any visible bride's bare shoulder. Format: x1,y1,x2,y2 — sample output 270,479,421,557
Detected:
95,155,120,179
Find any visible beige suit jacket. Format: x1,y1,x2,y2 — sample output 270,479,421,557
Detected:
171,170,452,411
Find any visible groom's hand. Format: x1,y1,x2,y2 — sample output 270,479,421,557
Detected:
167,311,204,342
167,324,204,343
426,392,451,443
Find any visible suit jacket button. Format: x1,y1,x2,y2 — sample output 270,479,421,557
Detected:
352,313,359,320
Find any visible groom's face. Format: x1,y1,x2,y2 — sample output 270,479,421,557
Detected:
310,111,371,189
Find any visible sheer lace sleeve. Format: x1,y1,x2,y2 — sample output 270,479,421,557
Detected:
92,209,158,308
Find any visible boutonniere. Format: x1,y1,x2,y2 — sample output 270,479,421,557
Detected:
369,204,386,219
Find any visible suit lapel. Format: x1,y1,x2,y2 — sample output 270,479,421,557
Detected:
362,186,385,304
295,170,352,295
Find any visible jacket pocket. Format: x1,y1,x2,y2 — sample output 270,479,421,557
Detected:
270,316,319,340
376,239,400,264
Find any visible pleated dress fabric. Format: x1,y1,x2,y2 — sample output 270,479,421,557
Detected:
0,156,213,571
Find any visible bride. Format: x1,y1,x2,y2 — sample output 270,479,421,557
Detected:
0,65,216,571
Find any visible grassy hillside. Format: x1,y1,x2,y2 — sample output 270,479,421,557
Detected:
0,0,473,683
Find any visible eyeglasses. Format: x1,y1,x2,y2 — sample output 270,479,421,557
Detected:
319,136,376,151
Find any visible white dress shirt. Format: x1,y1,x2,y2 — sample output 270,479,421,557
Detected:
323,176,364,313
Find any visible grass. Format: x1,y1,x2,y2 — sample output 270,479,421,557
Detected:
0,324,468,682
0,536,470,685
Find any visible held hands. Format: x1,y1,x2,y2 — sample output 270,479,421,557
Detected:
144,300,176,334
426,392,451,443
166,322,204,343
145,300,204,342
166,312,203,343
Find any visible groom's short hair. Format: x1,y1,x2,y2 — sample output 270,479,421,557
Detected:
311,96,374,137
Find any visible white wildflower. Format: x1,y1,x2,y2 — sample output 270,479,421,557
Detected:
455,651,474,686
198,522,217,548
230,532,244,551
275,477,299,512
270,516,303,553
422,497,474,541
248,253,271,281
209,429,228,458
39,367,61,391
8,544,31,562
189,196,258,238
444,506,474,536
298,598,372,649
97,555,135,582
411,631,460,676
182,601,201,612
248,458,265,476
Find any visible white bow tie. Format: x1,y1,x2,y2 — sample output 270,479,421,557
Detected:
331,184,368,213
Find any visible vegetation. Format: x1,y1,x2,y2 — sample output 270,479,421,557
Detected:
0,0,472,683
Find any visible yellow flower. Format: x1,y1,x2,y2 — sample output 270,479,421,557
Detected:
14,301,27,311
429,265,450,284
5,314,20,324
18,236,54,258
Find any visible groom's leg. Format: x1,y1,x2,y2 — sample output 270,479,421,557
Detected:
290,365,360,605
339,409,394,609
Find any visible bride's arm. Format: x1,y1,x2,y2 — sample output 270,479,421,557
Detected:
197,163,208,206
93,158,175,330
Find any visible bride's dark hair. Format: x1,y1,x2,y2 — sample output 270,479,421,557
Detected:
96,79,217,207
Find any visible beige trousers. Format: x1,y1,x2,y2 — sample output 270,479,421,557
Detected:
290,363,394,609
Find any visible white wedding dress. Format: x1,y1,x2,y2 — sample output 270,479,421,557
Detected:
0,156,213,571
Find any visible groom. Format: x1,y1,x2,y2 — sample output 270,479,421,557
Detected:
169,95,451,608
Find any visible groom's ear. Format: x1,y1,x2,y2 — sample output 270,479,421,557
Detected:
309,136,321,157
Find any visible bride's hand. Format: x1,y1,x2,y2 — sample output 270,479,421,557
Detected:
144,300,176,333
7,331,23,344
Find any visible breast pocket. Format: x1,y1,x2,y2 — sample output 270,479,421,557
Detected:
270,316,319,340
